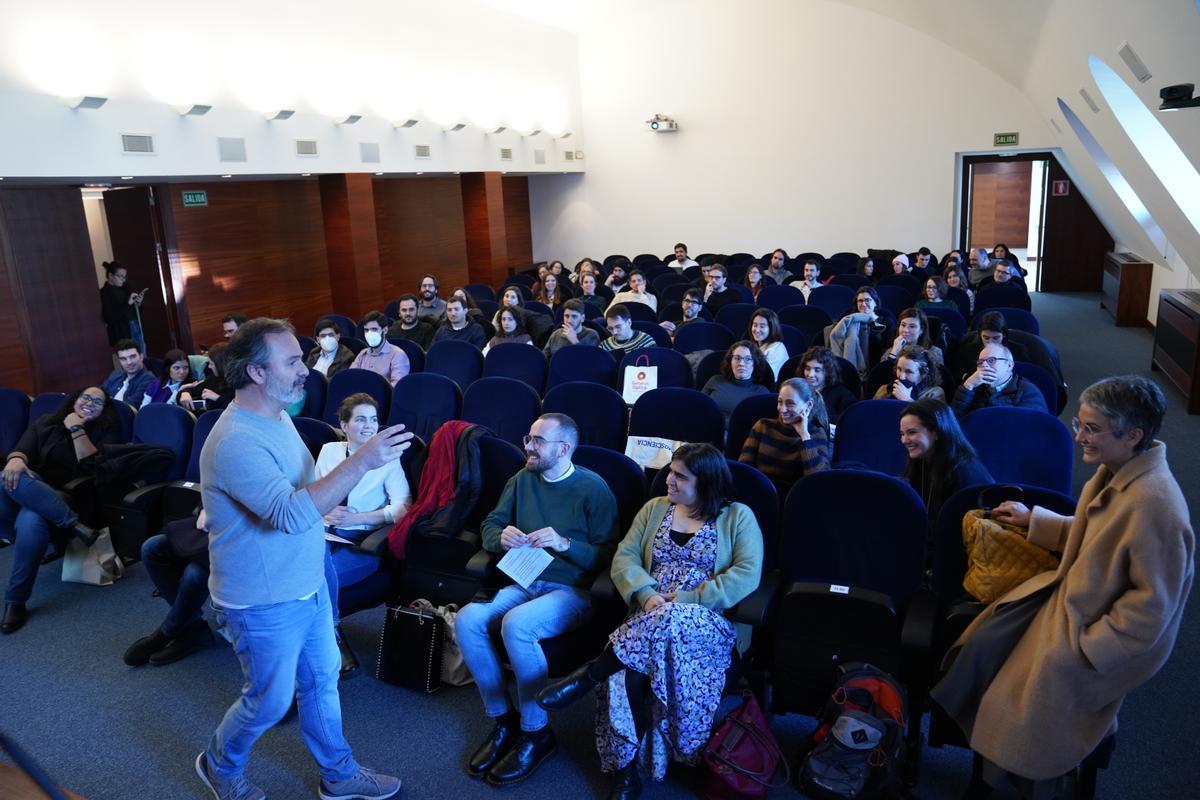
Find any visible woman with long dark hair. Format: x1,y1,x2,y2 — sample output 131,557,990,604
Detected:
749,308,789,380
1,387,121,632
483,307,534,355
536,443,763,797
744,263,766,302
798,345,858,424
143,348,192,406
875,345,945,402
740,377,831,494
899,397,991,523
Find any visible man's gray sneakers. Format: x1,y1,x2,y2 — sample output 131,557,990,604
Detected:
195,752,267,800
319,766,401,800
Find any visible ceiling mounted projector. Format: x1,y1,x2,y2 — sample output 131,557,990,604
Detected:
1159,83,1200,111
646,114,678,132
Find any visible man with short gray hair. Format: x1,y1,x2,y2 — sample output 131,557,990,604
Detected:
967,247,992,287
196,317,410,800
455,413,619,786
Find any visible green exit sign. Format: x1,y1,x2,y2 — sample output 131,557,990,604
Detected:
994,132,1019,146
181,190,208,207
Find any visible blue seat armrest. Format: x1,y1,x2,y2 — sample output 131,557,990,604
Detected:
731,570,781,626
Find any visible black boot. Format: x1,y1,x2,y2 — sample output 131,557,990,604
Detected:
537,661,599,710
608,762,642,800
335,624,360,680
485,727,557,786
467,711,520,777
123,628,171,666
149,622,213,666
0,603,28,634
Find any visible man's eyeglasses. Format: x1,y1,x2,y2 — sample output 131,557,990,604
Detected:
975,357,1011,368
1071,418,1109,437
523,435,566,448
79,394,105,408
682,298,702,306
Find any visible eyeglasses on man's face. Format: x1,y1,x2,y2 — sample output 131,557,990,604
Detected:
975,356,1011,368
523,435,566,448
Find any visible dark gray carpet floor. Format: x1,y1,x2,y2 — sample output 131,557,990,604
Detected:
0,291,1195,799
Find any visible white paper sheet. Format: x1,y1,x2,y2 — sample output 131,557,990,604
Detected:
497,546,555,589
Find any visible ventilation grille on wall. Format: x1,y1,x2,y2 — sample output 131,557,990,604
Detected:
217,137,247,162
1079,87,1101,113
500,148,513,161
414,144,432,159
1118,42,1152,83
121,134,155,154
564,150,575,161
295,139,319,156
360,142,381,163
534,149,546,165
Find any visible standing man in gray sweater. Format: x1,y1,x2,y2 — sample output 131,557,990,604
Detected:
196,317,410,800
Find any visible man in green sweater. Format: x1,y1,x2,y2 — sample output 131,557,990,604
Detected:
455,413,619,786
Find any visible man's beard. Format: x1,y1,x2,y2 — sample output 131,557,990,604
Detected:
265,372,303,405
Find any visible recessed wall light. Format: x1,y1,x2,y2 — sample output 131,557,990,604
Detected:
121,176,134,180
220,174,232,178
301,172,311,177
375,171,383,176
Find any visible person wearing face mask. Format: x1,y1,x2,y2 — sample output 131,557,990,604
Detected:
951,343,1047,417
607,269,657,314
2,387,120,633
315,394,412,679
350,311,410,386
798,346,858,425
739,377,831,495
305,317,356,379
142,349,193,406
701,342,774,427
388,295,436,350
764,248,793,286
830,286,895,376
874,345,945,402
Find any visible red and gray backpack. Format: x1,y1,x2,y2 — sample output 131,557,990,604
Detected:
796,663,909,800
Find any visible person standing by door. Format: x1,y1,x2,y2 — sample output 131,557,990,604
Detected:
99,260,146,354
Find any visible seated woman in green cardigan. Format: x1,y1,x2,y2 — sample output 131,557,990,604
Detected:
536,443,763,799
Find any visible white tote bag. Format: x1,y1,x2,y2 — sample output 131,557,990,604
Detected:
621,356,658,405
623,434,679,471
61,530,125,586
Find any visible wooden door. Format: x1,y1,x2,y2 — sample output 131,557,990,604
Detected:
968,161,1032,250
1040,157,1114,292
103,186,177,354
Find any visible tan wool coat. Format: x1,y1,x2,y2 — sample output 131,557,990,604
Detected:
951,442,1194,780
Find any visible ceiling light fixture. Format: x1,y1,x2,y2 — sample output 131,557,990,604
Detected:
174,104,212,116
264,109,295,121
62,95,108,109
443,122,467,132
394,119,420,128
334,114,362,125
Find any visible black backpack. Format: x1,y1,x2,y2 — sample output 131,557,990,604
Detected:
796,663,910,800
402,423,491,569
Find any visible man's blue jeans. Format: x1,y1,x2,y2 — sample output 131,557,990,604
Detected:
140,534,209,638
204,584,359,782
455,581,594,732
0,472,78,604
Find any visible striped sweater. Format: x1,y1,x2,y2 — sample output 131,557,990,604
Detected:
739,418,831,493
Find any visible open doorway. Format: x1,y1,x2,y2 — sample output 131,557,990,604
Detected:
81,185,184,357
960,153,1049,290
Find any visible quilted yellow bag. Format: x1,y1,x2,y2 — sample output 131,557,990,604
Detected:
961,509,1059,603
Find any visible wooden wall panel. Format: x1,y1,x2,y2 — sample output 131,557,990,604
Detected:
319,174,383,319
1041,157,1114,292
0,220,35,392
462,172,509,287
373,177,470,303
167,182,331,345
502,176,533,268
0,188,111,393
103,186,176,355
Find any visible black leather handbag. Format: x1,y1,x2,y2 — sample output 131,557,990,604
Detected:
374,603,445,693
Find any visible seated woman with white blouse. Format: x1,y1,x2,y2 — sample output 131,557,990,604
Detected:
749,308,789,381
316,392,412,677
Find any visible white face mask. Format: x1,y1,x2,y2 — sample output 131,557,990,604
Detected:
364,330,383,348
319,335,338,353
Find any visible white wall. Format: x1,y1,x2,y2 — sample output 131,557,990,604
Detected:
529,0,1053,262
0,0,584,178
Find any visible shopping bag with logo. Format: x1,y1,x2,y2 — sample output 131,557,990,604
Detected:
622,355,658,404
623,434,679,471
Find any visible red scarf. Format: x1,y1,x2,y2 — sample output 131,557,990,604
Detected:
387,420,474,558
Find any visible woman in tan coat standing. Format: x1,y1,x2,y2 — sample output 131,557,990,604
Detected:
933,375,1194,798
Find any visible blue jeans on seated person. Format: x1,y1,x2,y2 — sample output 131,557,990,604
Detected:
323,533,385,626
141,533,209,638
1,472,79,604
205,582,359,783
455,581,594,732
